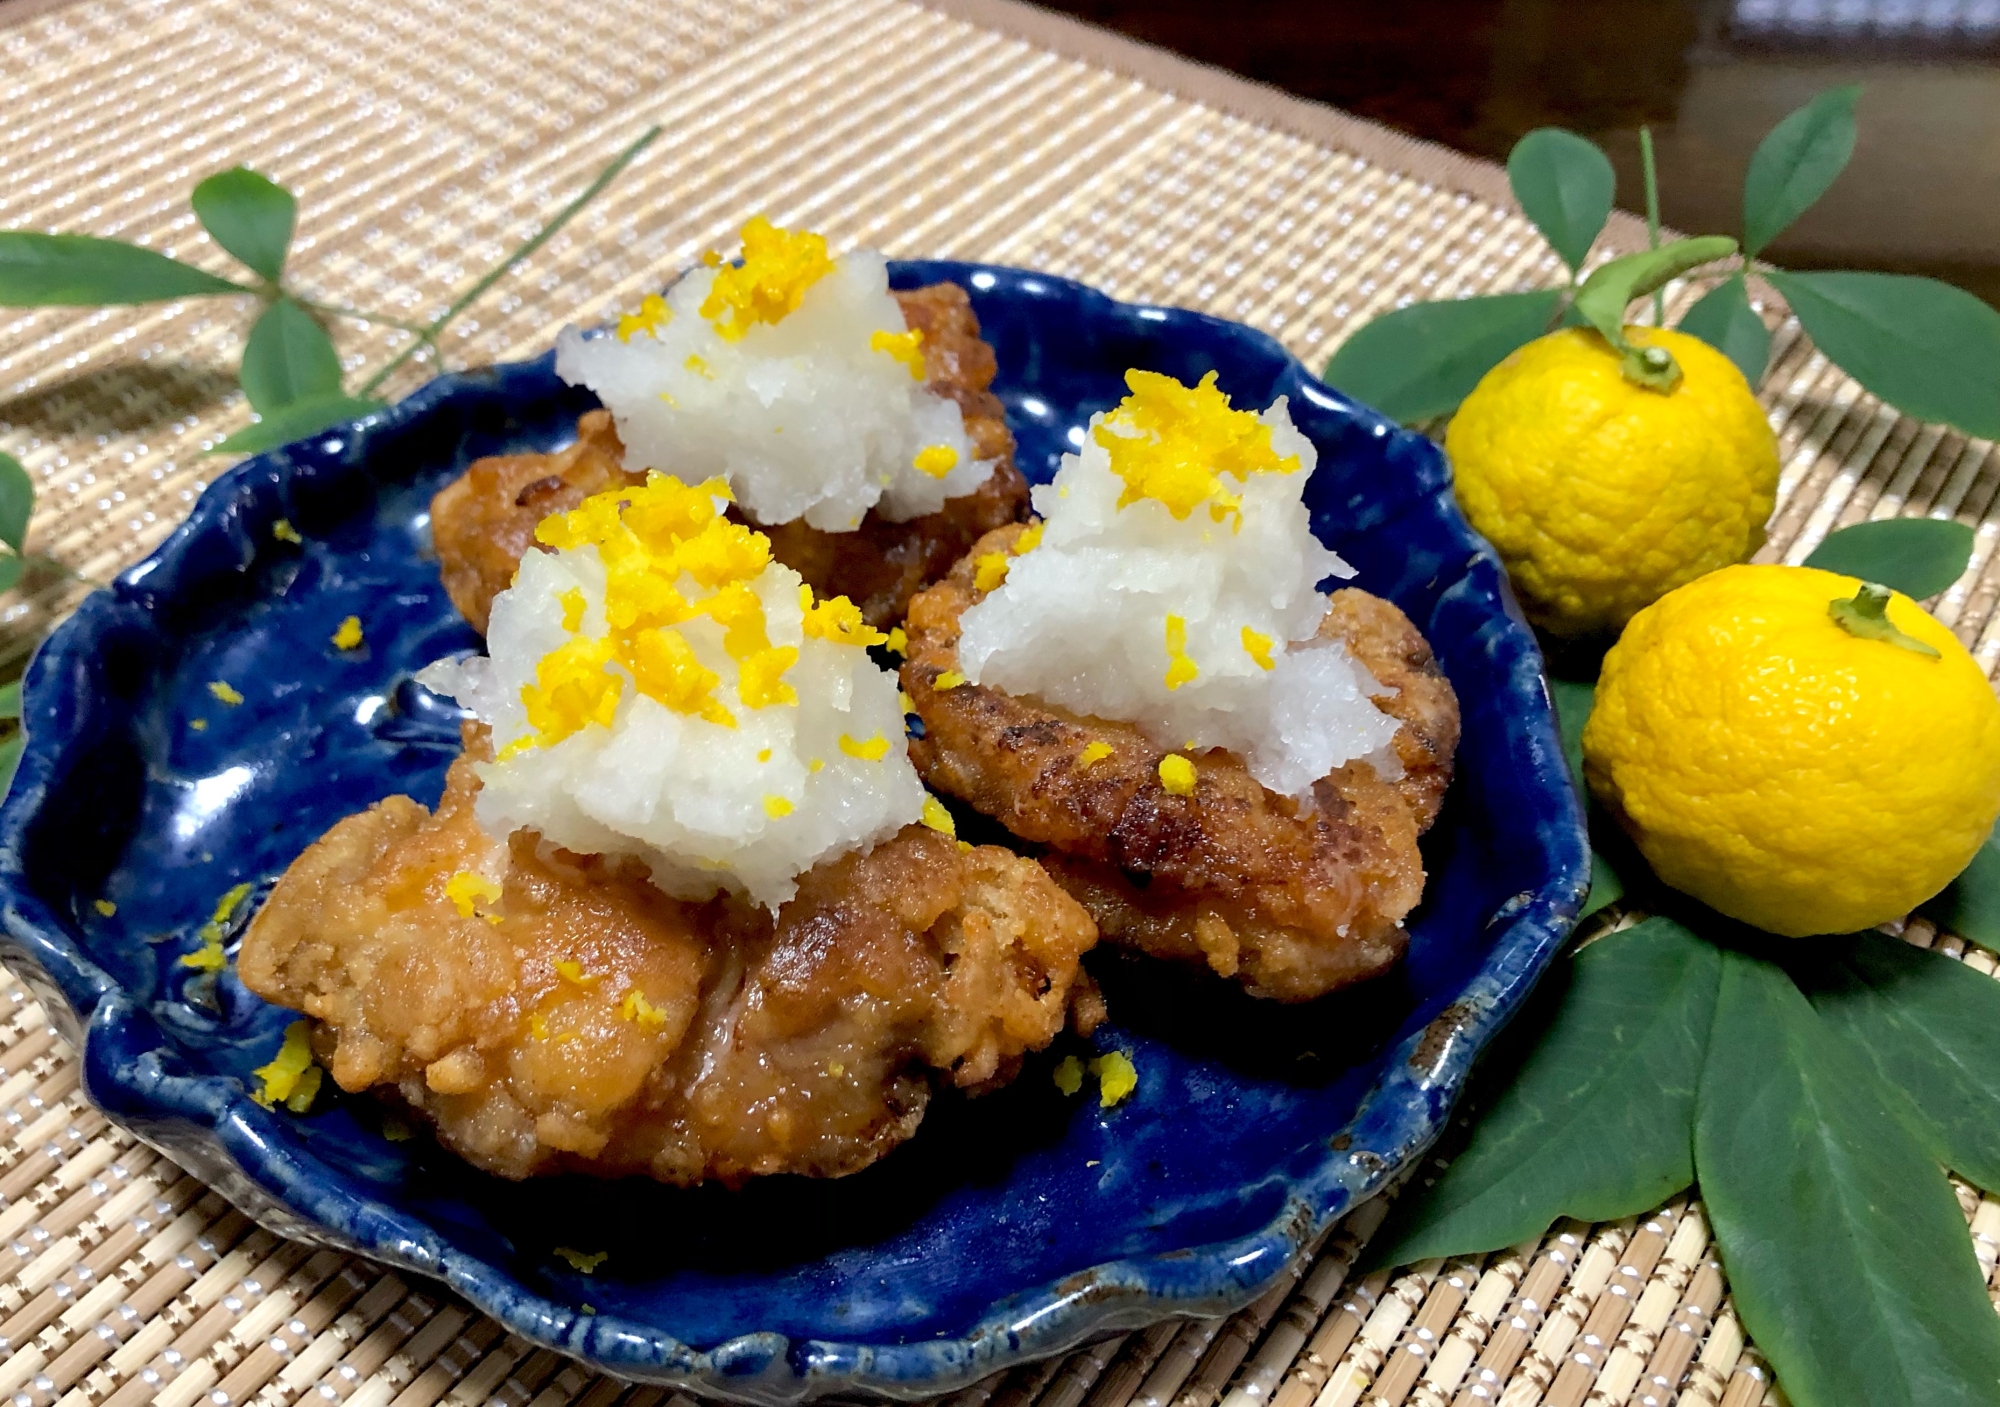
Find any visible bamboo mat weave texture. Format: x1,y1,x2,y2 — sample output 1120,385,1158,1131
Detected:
2,1,1999,1405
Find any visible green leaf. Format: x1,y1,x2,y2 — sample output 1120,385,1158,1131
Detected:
1804,517,1974,599
1765,269,2000,440
1363,917,1717,1269
0,452,32,554
1506,128,1616,275
239,298,343,415
1323,290,1563,424
213,393,385,456
0,553,23,594
1675,274,1770,388
1696,948,2000,1407
0,680,20,721
0,232,246,306
190,167,297,283
0,733,22,799
1801,934,2000,1193
1742,85,1861,258
1921,826,2000,946
1572,237,1740,351
1546,676,1628,918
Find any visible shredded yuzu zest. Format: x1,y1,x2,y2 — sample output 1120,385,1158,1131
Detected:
1091,1050,1138,1108
251,1021,319,1112
1012,522,1044,554
94,899,115,917
208,680,244,705
684,353,714,380
913,443,959,479
1157,753,1197,795
763,794,794,818
510,473,906,751
934,669,966,690
180,882,253,971
445,871,503,919
620,988,669,1026
885,626,908,656
555,959,600,987
1079,741,1113,769
921,795,957,836
615,293,671,343
1163,614,1199,691
697,216,835,342
1094,370,1299,524
1241,626,1276,671
331,616,364,651
1052,1055,1085,1095
271,518,303,545
869,327,926,380
973,552,1011,593
839,732,891,761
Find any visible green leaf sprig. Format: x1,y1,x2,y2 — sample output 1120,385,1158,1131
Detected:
1325,86,2000,439
0,124,660,470
1374,517,2000,1407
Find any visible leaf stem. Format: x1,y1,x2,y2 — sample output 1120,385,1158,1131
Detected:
286,295,431,337
357,124,662,399
1640,125,1664,325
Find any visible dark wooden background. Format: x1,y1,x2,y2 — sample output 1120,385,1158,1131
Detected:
1035,0,2000,307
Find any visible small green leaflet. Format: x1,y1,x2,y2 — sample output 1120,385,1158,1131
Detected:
1506,129,1614,275
1742,86,1861,258
214,393,385,455
1803,517,1974,599
1362,917,1716,1270
0,681,20,720
0,452,32,554
1546,675,1626,918
1922,827,2000,948
1675,274,1770,388
239,299,344,416
1696,949,2000,1407
0,734,21,797
0,233,247,306
0,555,23,593
1322,290,1562,424
190,167,297,284
1801,934,2000,1193
1571,237,1738,350
1765,269,2000,440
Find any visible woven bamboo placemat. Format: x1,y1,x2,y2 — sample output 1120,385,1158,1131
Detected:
2,0,1998,1403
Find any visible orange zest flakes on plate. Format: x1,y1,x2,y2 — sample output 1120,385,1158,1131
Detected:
698,216,834,341
271,518,303,544
331,616,364,651
251,1021,322,1113
207,680,244,706
1090,1051,1138,1108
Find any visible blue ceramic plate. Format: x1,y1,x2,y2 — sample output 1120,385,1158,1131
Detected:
0,263,1587,1403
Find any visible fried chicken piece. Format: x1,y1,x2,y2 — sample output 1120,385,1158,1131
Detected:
429,283,1028,634
900,524,1460,1002
238,729,1099,1185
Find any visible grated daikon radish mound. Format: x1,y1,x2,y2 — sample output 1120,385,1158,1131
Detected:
419,474,925,909
554,217,993,533
955,370,1403,802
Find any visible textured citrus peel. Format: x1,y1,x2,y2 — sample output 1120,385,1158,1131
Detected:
1091,1051,1138,1108
1157,754,1197,795
921,795,956,836
698,216,834,342
1095,369,1299,524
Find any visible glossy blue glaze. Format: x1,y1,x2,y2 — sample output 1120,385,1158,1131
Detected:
0,263,1588,1402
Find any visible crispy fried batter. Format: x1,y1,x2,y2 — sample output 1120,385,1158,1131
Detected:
238,728,1099,1185
901,524,1460,1002
430,283,1027,633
